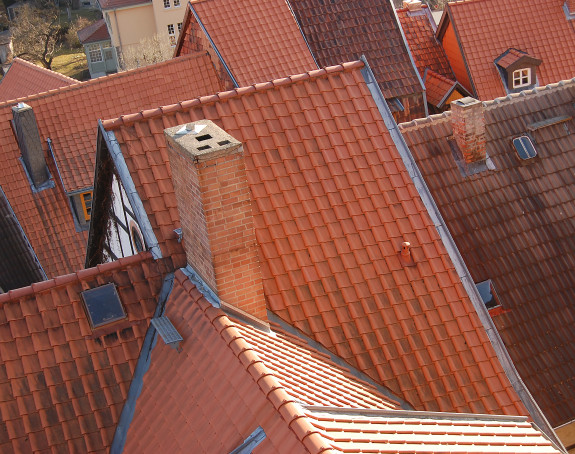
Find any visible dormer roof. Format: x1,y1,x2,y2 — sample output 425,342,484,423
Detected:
494,48,542,71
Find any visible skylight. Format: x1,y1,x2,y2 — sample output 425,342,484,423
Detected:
476,279,501,309
81,283,126,328
512,136,537,160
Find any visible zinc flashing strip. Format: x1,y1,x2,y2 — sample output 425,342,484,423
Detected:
181,264,220,308
99,120,162,260
189,3,239,88
359,55,565,453
110,272,175,454
285,0,320,70
0,185,47,281
229,426,266,454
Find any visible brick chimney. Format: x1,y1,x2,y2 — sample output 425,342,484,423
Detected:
407,0,422,11
12,103,50,188
451,97,486,164
165,120,267,321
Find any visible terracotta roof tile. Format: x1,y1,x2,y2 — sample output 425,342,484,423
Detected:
0,52,224,280
0,59,77,103
0,252,170,453
77,19,110,45
101,62,528,417
396,5,454,79
399,79,575,427
177,0,317,86
288,0,423,108
443,0,575,100
424,69,458,107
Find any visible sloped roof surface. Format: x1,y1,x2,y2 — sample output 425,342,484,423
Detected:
0,52,224,279
124,269,403,452
0,58,77,103
287,0,421,100
396,5,454,79
444,0,575,100
77,19,110,44
399,80,575,427
304,408,561,453
0,252,169,453
185,0,317,86
425,69,458,107
101,62,527,416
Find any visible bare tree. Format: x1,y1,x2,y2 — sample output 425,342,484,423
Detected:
120,33,173,70
11,1,66,69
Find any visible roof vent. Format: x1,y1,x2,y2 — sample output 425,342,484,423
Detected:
81,283,127,329
169,119,241,161
12,103,51,190
151,316,183,351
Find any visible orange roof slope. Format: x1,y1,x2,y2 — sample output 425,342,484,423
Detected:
178,0,317,86
0,252,170,453
0,52,224,279
443,0,575,100
101,62,527,416
287,0,422,102
77,19,110,44
0,58,77,103
304,408,561,453
124,269,403,453
396,5,454,79
399,81,575,427
425,69,460,108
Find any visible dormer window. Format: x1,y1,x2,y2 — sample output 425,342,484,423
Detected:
494,48,541,93
512,68,531,88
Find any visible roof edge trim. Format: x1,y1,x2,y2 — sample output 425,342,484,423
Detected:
361,57,564,451
99,120,162,260
285,0,320,70
303,405,529,422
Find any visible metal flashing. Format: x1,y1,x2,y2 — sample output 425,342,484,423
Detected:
150,316,183,350
18,156,55,193
99,120,162,260
189,3,239,88
359,54,563,450
229,426,266,454
110,272,175,454
181,265,221,308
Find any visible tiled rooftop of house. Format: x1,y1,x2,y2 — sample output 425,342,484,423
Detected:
98,61,530,418
399,79,575,428
121,269,560,453
287,0,424,118
439,0,575,100
0,52,224,281
176,0,317,86
0,58,77,103
0,252,171,453
396,3,454,79
77,19,110,45
424,69,462,109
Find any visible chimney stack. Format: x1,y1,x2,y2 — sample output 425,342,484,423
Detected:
407,0,422,11
165,120,267,321
451,97,486,164
12,103,50,188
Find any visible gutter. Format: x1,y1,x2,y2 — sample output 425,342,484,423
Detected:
359,55,565,452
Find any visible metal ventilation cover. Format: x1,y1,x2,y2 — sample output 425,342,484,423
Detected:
151,316,183,351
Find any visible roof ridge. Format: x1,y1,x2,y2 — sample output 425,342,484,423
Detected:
101,60,365,129
484,77,575,107
0,52,211,108
0,251,153,304
173,269,337,453
8,58,78,84
398,111,451,129
425,68,456,85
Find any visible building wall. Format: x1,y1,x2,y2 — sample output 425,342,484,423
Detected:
440,22,473,95
151,0,186,49
104,4,156,58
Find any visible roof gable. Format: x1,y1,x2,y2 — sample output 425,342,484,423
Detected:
445,0,575,100
0,59,77,103
97,62,529,418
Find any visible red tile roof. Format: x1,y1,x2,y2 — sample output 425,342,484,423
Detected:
424,69,459,108
176,0,317,86
440,0,575,100
0,58,77,103
287,0,424,112
304,407,561,453
0,252,171,453
396,5,454,80
100,62,528,417
77,19,110,44
0,52,225,280
399,79,575,427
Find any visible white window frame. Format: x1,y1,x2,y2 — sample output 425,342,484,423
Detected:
167,24,176,46
174,0,180,6
163,0,170,8
177,22,182,33
87,43,103,63
512,68,531,88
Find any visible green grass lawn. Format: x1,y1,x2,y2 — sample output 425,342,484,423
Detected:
51,49,90,81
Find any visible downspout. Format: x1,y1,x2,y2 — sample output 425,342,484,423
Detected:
359,55,565,452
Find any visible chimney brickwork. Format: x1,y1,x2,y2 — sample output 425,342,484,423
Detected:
451,97,486,164
12,103,50,188
165,121,267,321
